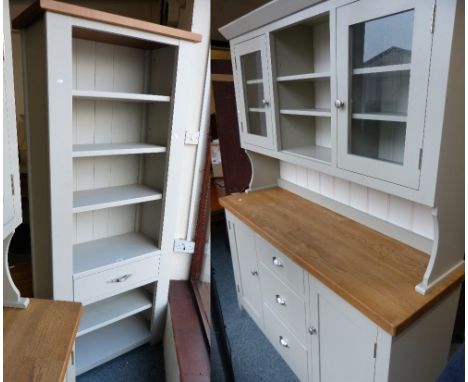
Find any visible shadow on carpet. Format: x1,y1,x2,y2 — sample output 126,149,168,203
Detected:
77,343,165,382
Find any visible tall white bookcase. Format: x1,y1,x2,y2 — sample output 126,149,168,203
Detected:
15,1,205,375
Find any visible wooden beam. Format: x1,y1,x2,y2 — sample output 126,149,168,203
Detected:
12,0,202,43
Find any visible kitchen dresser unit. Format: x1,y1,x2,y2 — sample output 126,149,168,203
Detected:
14,0,204,375
220,0,464,295
219,0,464,381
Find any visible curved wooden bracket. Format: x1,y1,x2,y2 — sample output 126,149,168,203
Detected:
246,150,279,192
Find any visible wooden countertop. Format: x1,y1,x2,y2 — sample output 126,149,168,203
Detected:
4,299,82,382
220,188,464,336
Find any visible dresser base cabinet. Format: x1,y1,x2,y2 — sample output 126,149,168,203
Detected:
225,211,461,382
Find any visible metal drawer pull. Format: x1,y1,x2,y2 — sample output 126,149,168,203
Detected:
279,336,289,348
251,270,259,276
272,257,284,267
108,274,132,283
275,294,286,306
308,326,317,335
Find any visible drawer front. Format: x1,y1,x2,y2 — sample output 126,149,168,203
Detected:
74,256,159,304
260,263,307,345
263,304,309,382
256,235,304,296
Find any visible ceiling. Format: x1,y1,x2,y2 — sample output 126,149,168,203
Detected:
211,0,271,42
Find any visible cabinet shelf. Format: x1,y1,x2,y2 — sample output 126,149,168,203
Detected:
72,90,171,103
76,314,151,375
77,288,153,337
283,145,331,163
249,107,267,113
73,184,162,213
277,72,330,82
246,79,263,85
280,108,331,117
72,143,166,158
352,64,411,75
73,232,161,278
352,112,407,123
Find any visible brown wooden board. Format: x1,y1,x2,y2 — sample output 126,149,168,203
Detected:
12,0,202,43
220,188,465,336
168,281,210,382
4,299,82,382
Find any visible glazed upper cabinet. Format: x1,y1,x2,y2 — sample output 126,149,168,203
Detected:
336,0,433,189
226,0,462,205
234,35,276,150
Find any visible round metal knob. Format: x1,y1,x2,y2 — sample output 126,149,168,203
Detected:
251,270,259,276
279,336,289,348
262,99,270,106
334,99,345,109
308,326,318,335
275,294,286,306
272,257,284,267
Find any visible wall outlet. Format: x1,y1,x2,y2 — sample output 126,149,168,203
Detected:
173,239,195,254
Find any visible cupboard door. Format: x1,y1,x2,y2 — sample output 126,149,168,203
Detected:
230,217,263,327
310,277,377,382
233,35,275,150
336,0,433,189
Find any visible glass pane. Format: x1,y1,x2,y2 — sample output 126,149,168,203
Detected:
348,10,414,164
350,120,405,164
351,11,414,68
247,111,267,137
241,51,267,137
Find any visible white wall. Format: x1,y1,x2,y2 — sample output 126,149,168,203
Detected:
280,161,434,240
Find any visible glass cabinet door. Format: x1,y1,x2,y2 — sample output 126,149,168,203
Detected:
336,0,433,189
234,35,275,150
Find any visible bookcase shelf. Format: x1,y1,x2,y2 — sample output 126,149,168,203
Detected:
352,64,411,75
72,143,166,157
73,184,162,213
72,90,171,103
277,72,330,82
246,78,263,85
280,108,331,117
77,288,153,337
76,314,152,375
352,112,407,123
73,232,160,278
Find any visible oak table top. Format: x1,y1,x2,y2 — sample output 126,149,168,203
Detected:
220,187,464,336
4,298,82,382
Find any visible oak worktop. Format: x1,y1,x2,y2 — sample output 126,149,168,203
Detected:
219,187,464,336
4,299,82,382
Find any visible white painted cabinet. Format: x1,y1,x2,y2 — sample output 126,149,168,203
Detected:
225,0,463,207
225,211,461,382
16,2,206,375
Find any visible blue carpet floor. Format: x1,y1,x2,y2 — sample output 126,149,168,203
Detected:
77,343,165,382
211,220,298,382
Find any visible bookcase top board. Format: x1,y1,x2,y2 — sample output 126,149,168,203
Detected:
220,188,464,336
12,0,202,43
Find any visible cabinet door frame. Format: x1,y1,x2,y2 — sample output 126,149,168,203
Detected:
336,0,434,189
233,35,276,150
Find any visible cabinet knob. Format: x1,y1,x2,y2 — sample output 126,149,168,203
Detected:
262,99,270,106
272,257,284,267
251,270,259,276
275,294,287,306
279,336,290,348
334,99,345,109
308,326,317,335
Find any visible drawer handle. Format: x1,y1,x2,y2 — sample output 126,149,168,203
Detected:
272,257,284,267
108,274,132,283
279,336,289,348
251,270,259,276
275,294,286,306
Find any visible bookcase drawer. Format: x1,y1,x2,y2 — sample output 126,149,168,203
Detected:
74,256,158,305
256,234,304,296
